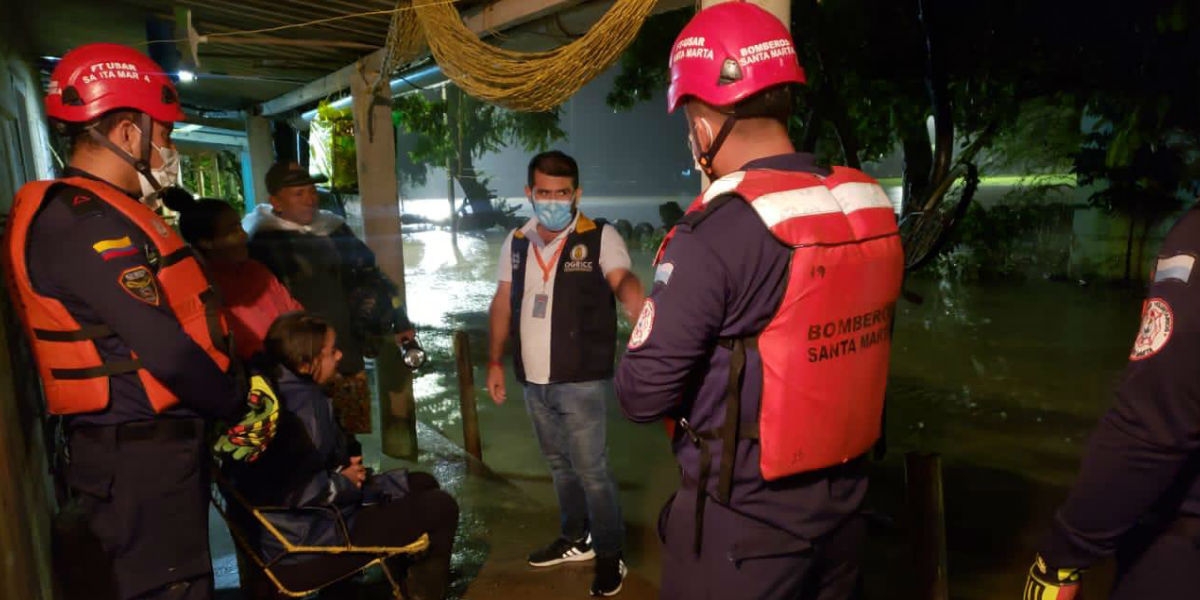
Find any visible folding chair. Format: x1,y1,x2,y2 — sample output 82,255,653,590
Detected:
211,471,430,599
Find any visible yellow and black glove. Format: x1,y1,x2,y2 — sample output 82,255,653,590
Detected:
1024,554,1083,600
214,375,280,463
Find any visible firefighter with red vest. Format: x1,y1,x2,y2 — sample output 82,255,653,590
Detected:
614,4,904,598
2,43,240,600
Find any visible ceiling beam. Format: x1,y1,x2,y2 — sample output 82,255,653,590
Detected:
259,0,591,116
206,35,381,50
464,0,586,32
257,0,699,117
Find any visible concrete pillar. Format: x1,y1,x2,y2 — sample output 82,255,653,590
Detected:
244,115,274,208
239,148,256,209
351,53,417,460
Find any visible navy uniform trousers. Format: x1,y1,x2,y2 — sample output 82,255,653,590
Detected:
658,489,864,600
1109,516,1200,599
54,418,213,600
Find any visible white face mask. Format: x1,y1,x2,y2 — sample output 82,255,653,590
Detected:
130,124,180,202
137,143,180,201
688,118,714,174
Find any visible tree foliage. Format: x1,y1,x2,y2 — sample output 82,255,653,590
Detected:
392,86,565,203
606,0,1200,275
310,103,359,192
180,150,244,211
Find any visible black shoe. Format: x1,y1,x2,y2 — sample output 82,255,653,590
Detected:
527,534,595,567
590,556,627,597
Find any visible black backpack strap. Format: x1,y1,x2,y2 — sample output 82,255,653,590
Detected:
677,334,758,556
716,337,745,504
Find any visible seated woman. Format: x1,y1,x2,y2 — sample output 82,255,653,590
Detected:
166,192,303,359
225,312,459,599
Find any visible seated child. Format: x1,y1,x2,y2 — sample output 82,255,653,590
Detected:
224,312,458,599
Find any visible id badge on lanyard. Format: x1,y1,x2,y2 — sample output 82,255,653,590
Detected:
532,294,549,319
532,242,564,319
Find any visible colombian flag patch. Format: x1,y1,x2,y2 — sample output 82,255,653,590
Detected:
92,237,139,261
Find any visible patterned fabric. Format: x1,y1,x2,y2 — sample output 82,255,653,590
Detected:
326,370,372,434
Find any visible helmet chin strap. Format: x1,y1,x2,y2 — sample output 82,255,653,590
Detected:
86,112,163,197
695,115,738,179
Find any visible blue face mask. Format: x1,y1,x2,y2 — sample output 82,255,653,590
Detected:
533,200,574,231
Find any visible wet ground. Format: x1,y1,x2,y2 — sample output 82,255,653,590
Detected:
214,217,1146,599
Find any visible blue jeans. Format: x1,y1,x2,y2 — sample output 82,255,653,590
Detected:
523,380,624,558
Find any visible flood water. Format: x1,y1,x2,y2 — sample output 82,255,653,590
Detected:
303,195,1146,598
393,202,1144,592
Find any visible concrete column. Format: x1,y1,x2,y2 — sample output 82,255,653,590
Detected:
239,148,256,209
351,53,417,460
244,115,274,208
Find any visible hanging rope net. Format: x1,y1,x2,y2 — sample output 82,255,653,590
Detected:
375,1,428,96
377,0,659,112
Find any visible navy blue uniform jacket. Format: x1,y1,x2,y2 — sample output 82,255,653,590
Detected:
1043,207,1200,567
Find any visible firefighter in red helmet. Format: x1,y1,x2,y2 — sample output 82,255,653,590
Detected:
615,3,904,598
3,43,239,600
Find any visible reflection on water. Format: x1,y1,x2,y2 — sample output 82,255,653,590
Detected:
400,223,1147,483
402,225,1143,463
394,224,1147,596
400,229,505,431
887,275,1142,486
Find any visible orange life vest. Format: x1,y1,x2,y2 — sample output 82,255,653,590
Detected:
659,167,904,480
4,177,232,415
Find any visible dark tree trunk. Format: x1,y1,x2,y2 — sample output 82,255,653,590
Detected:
918,0,953,192
454,153,494,215
797,108,820,154
446,85,460,237
1124,212,1137,284
900,122,933,217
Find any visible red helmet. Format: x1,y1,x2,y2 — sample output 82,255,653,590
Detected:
46,43,185,124
666,2,806,113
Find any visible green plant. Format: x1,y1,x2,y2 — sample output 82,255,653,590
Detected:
640,228,666,253
393,86,565,207
179,150,244,212
311,102,358,192
941,186,1076,281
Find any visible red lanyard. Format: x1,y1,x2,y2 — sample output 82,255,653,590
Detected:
532,242,565,284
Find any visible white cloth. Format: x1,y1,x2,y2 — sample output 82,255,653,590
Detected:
496,212,631,384
242,203,346,237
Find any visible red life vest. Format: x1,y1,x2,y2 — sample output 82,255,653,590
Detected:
659,167,904,480
4,177,232,415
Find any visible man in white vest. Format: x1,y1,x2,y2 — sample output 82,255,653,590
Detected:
487,150,644,596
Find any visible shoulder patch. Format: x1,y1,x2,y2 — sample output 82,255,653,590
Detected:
118,266,161,306
654,262,674,286
1153,254,1195,284
1130,297,1173,361
628,299,656,349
